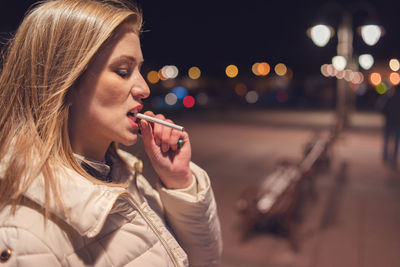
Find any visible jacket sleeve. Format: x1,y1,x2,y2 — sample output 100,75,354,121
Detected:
0,227,61,266
156,162,223,267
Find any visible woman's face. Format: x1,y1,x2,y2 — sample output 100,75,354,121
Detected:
69,24,150,158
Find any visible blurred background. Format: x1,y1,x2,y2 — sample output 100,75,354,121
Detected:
2,0,400,266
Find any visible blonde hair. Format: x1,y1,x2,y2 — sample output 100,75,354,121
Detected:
0,0,142,215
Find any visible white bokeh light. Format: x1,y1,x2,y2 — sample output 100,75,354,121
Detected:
389,59,400,72
332,56,347,71
358,54,374,70
161,65,179,79
165,93,177,105
361,25,382,46
310,24,332,47
245,91,259,104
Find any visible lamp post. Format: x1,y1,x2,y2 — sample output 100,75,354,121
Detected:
308,4,383,128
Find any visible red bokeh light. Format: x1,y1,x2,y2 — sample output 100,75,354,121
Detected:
183,96,195,108
277,91,288,103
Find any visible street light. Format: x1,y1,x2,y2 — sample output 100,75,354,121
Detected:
309,22,382,48
307,3,384,128
358,54,374,70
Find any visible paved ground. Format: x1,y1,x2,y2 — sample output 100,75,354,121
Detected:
124,110,400,267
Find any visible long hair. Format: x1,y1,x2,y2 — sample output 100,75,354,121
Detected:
0,0,142,215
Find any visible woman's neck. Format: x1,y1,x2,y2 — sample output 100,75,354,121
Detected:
70,137,109,162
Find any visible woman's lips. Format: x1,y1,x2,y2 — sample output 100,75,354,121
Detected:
128,104,143,115
127,114,139,128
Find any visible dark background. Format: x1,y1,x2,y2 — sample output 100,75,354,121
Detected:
2,0,400,76
136,0,400,76
1,0,400,111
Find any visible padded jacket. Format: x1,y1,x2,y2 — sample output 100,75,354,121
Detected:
0,149,222,266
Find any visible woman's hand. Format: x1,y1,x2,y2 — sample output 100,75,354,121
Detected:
139,111,192,189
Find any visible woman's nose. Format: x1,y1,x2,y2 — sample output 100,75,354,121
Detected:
131,73,150,99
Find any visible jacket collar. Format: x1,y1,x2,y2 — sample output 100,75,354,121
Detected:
23,165,128,238
74,153,112,182
0,150,133,238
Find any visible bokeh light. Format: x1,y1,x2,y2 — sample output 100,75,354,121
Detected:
389,72,400,85
245,91,259,103
147,70,160,84
358,54,374,70
344,70,353,82
376,82,388,95
277,91,288,103
389,59,400,72
355,83,367,96
188,66,201,79
336,70,345,79
349,82,360,91
235,83,247,96
351,72,364,84
165,93,177,105
321,64,329,77
257,62,271,76
327,64,337,77
196,93,209,105
226,64,239,78
161,65,179,79
274,63,287,76
361,25,382,46
309,24,332,47
332,56,347,71
172,86,188,100
252,63,260,76
158,69,168,81
183,95,195,108
370,72,382,86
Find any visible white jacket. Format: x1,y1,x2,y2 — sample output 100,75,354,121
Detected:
0,150,222,266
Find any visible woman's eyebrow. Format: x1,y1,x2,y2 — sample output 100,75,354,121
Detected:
109,55,144,68
110,55,136,64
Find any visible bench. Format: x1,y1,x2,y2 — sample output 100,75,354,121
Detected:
237,130,337,250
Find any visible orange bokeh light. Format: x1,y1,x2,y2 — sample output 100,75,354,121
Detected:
158,69,168,81
252,63,260,75
370,72,382,86
389,72,400,85
257,62,270,76
274,63,287,76
235,83,247,96
147,70,160,84
225,64,239,78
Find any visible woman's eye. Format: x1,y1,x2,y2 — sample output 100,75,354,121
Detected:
115,69,130,78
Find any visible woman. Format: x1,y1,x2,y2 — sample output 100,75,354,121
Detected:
0,0,222,266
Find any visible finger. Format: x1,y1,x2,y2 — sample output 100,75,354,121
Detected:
181,131,190,146
169,128,182,151
160,119,174,152
140,119,155,151
143,111,155,116
142,111,160,146
152,114,166,147
142,111,156,129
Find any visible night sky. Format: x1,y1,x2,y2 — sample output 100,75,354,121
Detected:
2,0,400,77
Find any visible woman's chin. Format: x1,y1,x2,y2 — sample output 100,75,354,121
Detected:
121,135,138,147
